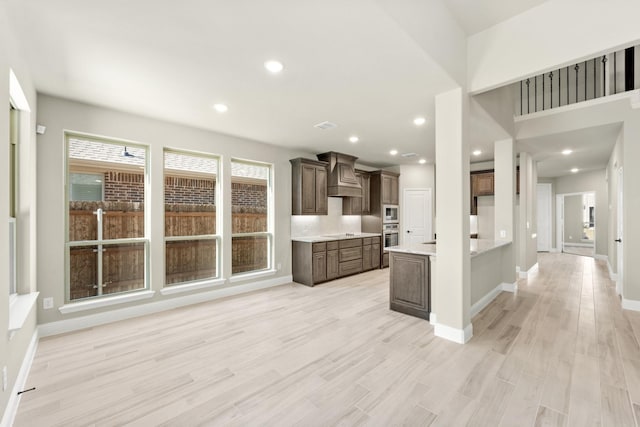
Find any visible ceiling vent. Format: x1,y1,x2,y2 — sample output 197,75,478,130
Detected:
401,152,418,158
314,121,337,130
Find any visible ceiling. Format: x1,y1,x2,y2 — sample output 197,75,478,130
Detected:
7,0,602,172
517,123,621,178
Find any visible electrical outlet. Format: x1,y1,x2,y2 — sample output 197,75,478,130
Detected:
500,230,506,238
2,366,7,391
43,297,54,310
277,263,282,271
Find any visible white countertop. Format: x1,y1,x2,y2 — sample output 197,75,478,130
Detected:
292,232,382,243
385,238,511,258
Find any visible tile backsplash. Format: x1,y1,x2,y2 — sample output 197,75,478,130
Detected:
291,197,361,237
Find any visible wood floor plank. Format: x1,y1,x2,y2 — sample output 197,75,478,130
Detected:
14,253,631,426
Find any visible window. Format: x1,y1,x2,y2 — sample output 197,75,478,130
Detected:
231,159,273,274
8,104,17,296
164,150,220,285
65,135,148,301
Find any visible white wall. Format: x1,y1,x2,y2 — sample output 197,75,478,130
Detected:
563,194,586,244
468,0,640,93
607,130,623,273
290,197,361,237
0,4,39,421
477,196,494,239
36,95,310,326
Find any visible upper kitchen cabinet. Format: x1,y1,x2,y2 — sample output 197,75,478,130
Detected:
472,170,494,196
342,170,370,215
290,158,328,215
381,172,399,205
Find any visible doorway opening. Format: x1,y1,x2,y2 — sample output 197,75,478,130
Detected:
556,191,596,257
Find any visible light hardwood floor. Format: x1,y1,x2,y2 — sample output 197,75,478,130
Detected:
15,253,640,426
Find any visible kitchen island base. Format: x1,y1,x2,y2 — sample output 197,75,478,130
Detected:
389,252,430,319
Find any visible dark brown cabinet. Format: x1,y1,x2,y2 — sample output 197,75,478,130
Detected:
381,173,399,205
389,252,430,319
292,236,380,286
290,158,328,215
342,170,370,216
361,173,371,214
473,171,494,196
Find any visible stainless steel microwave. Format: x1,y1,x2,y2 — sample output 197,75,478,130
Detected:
383,205,399,223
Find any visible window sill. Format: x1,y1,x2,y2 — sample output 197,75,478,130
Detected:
228,269,277,284
59,290,155,314
160,278,226,296
9,292,39,334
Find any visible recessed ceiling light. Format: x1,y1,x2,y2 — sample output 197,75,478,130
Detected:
349,136,359,143
419,159,427,164
264,60,284,73
413,117,427,126
571,168,579,173
213,103,228,113
562,149,573,155
473,150,482,156
390,149,398,155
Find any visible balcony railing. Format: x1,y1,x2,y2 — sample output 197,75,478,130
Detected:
517,46,638,116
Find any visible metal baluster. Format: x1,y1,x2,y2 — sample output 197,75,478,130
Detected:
575,64,580,103
584,61,587,100
549,72,554,108
567,65,569,104
535,75,538,112
526,78,530,114
543,73,545,110
602,55,608,97
614,51,617,94
520,80,523,115
593,58,596,98
559,69,562,106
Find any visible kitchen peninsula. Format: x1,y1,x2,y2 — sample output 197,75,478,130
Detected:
385,239,513,320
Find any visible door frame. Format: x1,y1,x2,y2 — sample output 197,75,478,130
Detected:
555,191,596,254
537,183,552,252
402,188,433,244
617,166,623,295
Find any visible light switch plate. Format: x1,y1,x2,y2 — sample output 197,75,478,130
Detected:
500,230,506,238
43,297,54,310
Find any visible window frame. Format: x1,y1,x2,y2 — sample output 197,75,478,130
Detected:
163,148,222,286
230,158,274,276
64,132,150,303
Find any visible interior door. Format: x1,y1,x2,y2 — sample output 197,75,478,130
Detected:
536,183,552,251
403,189,432,244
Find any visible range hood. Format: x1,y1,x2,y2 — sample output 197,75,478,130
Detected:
316,151,362,197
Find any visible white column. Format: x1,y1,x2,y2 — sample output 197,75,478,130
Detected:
517,152,538,278
433,87,471,344
494,139,516,288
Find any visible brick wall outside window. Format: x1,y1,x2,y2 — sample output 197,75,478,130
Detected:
231,182,267,208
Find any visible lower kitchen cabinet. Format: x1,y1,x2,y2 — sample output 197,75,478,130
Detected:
389,252,430,319
292,236,381,286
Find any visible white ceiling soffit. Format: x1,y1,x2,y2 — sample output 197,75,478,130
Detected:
6,0,463,167
444,0,551,35
517,123,621,178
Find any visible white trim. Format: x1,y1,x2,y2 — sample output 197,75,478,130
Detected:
501,281,518,293
228,269,277,284
594,254,608,262
470,285,502,318
563,242,594,248
9,69,31,112
429,312,437,326
1,329,38,427
8,292,39,334
160,278,226,296
59,290,156,314
622,298,640,312
434,322,473,344
607,259,618,283
550,247,560,253
40,275,293,337
518,263,539,279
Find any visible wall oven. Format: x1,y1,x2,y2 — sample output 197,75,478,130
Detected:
383,205,399,223
383,223,399,248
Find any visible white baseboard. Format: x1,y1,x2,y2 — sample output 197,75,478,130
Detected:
550,248,560,253
39,275,293,337
434,322,473,344
1,329,39,427
607,259,618,281
519,263,539,279
470,285,502,318
622,298,640,312
501,281,518,293
594,254,608,262
563,242,594,248
429,312,437,326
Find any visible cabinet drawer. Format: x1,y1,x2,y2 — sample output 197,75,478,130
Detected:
312,242,326,252
339,259,362,276
339,238,362,249
340,247,362,262
326,241,339,250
